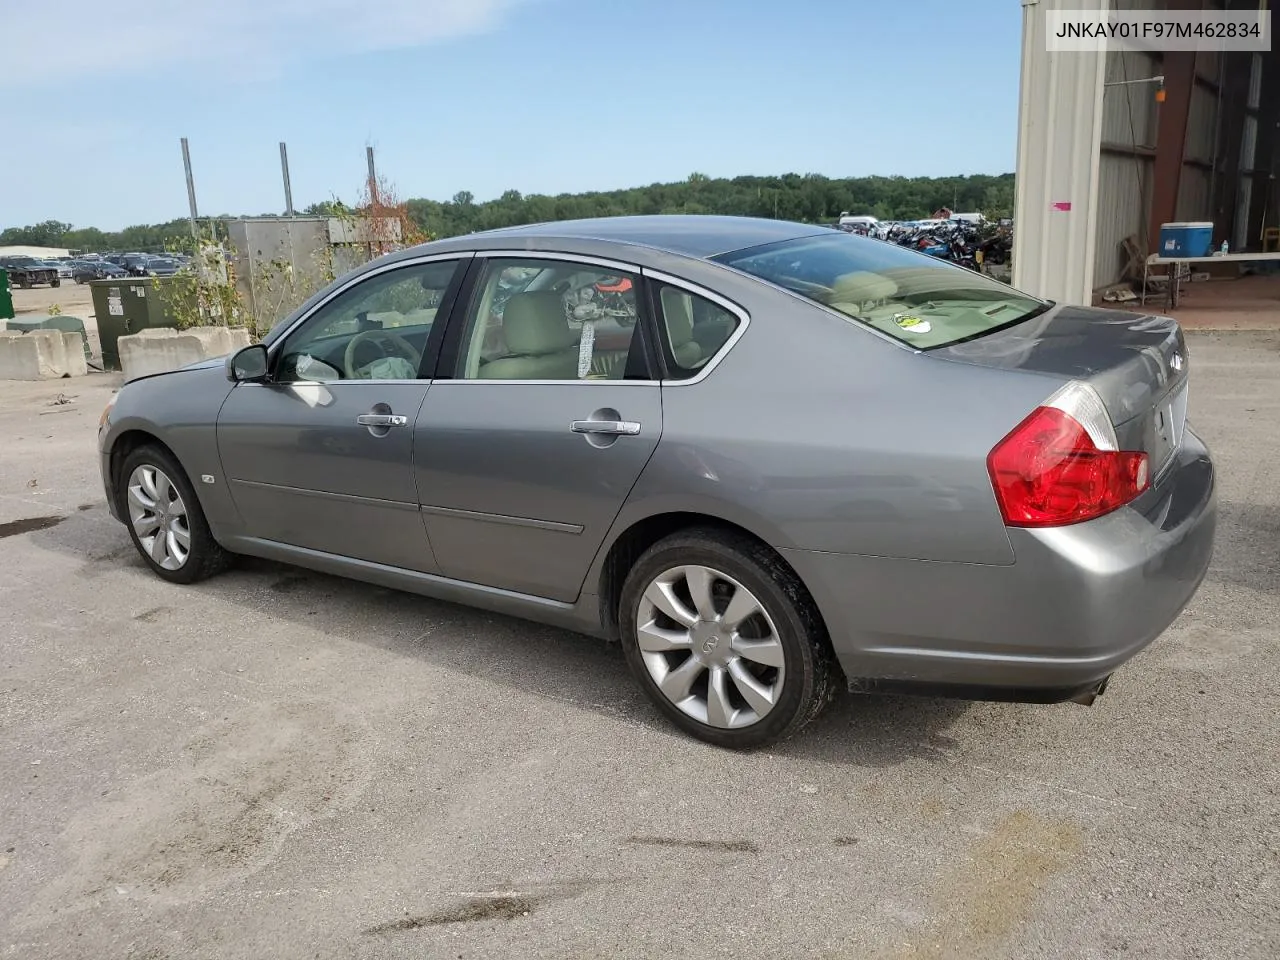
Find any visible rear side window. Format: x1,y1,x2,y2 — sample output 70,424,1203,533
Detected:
715,232,1046,349
656,285,741,380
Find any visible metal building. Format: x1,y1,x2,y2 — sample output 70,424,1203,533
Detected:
1014,0,1278,304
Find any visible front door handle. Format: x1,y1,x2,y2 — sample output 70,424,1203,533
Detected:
356,414,408,427
571,419,641,437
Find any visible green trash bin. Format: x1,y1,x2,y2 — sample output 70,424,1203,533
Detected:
0,268,14,321
2,315,92,360
90,276,190,369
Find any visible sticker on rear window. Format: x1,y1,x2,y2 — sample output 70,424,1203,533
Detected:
894,315,932,334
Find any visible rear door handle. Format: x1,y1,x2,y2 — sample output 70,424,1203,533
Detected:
571,419,641,437
356,414,408,427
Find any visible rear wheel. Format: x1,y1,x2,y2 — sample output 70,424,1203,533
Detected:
619,528,835,749
119,445,232,584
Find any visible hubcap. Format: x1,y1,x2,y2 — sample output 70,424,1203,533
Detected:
635,564,785,729
127,465,191,571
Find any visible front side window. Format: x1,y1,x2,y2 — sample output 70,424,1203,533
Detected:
715,232,1047,349
275,259,460,382
455,258,648,381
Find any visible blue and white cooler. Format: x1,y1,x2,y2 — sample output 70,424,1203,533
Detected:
1159,222,1214,258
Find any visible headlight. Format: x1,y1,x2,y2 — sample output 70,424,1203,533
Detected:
99,393,118,431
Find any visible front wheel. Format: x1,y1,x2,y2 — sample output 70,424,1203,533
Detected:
619,528,836,749
50,278,60,287
118,444,232,584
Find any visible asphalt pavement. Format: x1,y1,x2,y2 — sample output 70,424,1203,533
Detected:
1,331,1277,960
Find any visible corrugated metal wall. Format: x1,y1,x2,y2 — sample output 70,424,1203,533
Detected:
1094,47,1159,288
1091,0,1225,288
1177,48,1222,223
1012,0,1109,304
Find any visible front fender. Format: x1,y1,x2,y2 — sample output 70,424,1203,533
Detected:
100,367,241,539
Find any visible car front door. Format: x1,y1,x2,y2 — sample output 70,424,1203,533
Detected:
414,254,662,601
215,255,468,573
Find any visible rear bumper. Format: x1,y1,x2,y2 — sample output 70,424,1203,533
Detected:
783,428,1216,695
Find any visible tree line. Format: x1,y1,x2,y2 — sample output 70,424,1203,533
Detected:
1,171,1014,253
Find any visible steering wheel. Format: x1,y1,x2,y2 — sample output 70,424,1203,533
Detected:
343,329,422,379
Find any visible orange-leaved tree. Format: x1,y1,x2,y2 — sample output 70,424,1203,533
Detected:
355,172,431,259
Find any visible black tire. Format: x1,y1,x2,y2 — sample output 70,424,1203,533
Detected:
50,277,60,287
619,527,836,749
118,443,232,585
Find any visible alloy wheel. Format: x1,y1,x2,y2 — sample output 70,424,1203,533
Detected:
635,564,785,729
127,464,191,571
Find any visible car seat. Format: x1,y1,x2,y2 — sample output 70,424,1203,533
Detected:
663,292,705,369
478,291,581,380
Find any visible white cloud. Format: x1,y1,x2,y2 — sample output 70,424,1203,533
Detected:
0,0,527,87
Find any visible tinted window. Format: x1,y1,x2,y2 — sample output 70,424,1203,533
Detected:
455,258,649,381
656,285,740,380
715,232,1045,349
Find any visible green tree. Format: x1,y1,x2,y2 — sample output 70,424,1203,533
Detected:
4,171,1016,256
0,220,72,246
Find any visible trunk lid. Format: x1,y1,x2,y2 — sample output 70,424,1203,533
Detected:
934,304,1190,477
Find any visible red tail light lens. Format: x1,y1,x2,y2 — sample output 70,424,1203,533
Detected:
987,406,1149,527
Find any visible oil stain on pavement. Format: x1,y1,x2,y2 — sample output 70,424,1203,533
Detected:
0,515,64,538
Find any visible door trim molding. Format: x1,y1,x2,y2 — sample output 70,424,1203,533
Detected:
230,477,420,511
419,501,584,535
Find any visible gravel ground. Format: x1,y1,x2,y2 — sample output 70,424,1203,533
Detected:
0,332,1277,960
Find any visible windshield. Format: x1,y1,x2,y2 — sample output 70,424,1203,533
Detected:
714,233,1046,349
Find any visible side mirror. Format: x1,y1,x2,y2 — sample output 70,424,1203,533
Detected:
226,343,269,382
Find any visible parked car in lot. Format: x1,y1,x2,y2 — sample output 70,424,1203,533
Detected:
142,256,182,277
0,255,60,287
96,215,1217,748
72,259,128,283
52,260,75,279
122,254,154,277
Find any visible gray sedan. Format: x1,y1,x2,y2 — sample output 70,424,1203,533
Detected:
97,216,1216,748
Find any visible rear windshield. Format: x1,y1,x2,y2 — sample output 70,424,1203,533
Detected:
714,233,1046,349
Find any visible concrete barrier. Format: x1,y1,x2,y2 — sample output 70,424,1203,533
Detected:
0,330,90,380
118,326,251,382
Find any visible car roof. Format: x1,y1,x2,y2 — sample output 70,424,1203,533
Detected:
454,215,832,259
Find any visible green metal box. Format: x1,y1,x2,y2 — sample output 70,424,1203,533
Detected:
89,277,190,369
0,268,13,320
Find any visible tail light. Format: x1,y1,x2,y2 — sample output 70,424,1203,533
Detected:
987,381,1149,527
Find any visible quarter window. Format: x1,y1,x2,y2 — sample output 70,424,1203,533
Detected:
455,258,649,381
656,285,741,380
275,259,460,382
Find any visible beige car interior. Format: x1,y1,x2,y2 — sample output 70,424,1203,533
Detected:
477,291,583,380
659,289,706,369
466,267,734,381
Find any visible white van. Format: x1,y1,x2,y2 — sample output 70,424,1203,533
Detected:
838,214,879,231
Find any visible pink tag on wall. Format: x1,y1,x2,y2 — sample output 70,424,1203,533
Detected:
1051,201,1072,211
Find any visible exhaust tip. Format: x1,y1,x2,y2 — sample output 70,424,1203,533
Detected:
1069,676,1111,706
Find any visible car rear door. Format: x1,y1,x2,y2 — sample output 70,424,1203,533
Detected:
413,253,663,602
215,255,468,573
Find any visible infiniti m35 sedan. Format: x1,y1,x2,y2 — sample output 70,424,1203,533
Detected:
98,216,1216,748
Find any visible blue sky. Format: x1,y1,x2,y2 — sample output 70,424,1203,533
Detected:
1,0,1023,230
